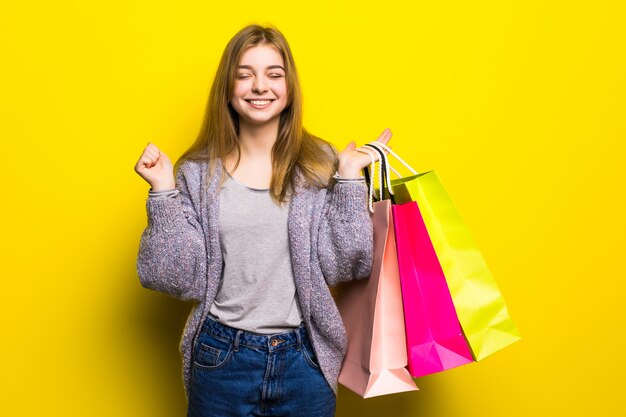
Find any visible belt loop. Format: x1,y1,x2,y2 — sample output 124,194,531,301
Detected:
233,330,243,352
295,328,302,351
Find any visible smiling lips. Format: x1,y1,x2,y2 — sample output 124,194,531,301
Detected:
245,99,275,109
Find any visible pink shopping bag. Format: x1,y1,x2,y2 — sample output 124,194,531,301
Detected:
393,201,474,377
335,198,418,398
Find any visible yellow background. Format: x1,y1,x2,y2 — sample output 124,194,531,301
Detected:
1,1,624,416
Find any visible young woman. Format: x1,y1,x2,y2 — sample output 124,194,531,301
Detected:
134,23,392,417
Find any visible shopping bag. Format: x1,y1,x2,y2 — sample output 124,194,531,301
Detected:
335,149,418,398
366,142,521,361
393,201,474,377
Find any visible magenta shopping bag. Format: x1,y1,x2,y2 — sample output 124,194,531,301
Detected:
393,201,474,377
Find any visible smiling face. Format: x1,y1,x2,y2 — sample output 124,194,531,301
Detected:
230,44,289,127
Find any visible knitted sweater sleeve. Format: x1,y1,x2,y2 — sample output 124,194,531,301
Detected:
317,180,374,286
136,161,208,301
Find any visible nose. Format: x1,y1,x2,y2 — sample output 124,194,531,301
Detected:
252,76,268,94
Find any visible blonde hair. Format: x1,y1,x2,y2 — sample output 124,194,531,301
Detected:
177,23,337,204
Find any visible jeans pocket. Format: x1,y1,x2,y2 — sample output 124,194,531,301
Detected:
301,340,321,369
193,331,234,371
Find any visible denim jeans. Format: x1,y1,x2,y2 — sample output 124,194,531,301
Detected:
187,316,336,417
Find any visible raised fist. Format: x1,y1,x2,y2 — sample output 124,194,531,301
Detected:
134,143,176,191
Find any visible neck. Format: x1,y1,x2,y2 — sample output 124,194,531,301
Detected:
236,118,280,159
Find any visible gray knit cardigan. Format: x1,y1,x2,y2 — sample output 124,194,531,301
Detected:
136,156,374,399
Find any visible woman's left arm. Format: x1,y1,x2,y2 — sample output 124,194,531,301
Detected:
317,181,374,286
317,127,392,286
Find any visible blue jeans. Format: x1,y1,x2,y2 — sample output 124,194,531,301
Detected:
187,316,336,417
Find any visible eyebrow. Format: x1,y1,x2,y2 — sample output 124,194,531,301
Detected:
237,65,285,71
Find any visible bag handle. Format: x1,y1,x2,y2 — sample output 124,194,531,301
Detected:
365,143,403,179
357,145,396,208
365,141,419,176
355,147,379,213
364,144,395,197
362,144,396,205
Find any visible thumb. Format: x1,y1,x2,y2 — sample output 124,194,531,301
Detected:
343,141,357,152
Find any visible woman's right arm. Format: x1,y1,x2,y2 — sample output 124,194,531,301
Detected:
134,145,208,302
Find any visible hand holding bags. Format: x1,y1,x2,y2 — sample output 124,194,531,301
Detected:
334,148,418,398
367,142,521,361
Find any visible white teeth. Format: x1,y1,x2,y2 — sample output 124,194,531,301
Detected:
248,100,272,105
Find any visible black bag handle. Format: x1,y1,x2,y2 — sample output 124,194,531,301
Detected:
361,143,396,205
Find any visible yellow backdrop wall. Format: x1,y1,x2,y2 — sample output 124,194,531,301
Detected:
1,1,624,416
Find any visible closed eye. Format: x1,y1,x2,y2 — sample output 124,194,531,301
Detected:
237,74,284,79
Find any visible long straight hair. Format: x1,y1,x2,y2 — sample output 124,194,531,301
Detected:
176,24,337,204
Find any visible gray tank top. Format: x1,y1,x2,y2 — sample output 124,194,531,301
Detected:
208,170,304,334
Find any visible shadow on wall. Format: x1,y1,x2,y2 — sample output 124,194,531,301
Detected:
119,275,193,416
336,376,443,417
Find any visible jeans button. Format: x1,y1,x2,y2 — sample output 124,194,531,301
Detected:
270,339,285,347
